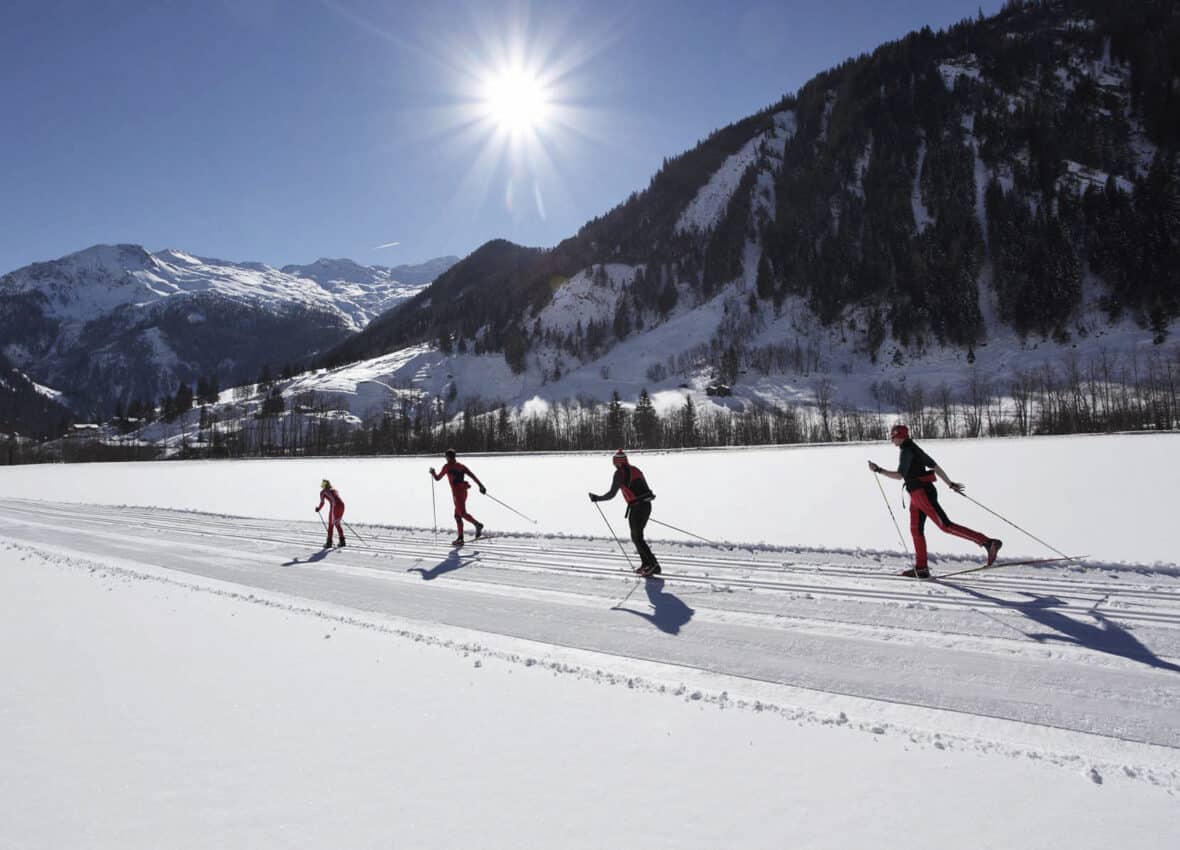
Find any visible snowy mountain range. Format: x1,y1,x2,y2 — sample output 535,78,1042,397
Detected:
0,244,456,419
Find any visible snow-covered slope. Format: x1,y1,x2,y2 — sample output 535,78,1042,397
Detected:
281,255,458,327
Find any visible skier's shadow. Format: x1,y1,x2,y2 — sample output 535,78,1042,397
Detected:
407,549,474,581
282,548,331,567
614,578,695,635
950,583,1180,673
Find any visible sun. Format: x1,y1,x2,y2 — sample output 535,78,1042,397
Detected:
480,68,551,136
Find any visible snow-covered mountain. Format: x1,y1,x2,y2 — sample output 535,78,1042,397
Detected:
0,245,454,416
281,256,459,328
298,0,1177,430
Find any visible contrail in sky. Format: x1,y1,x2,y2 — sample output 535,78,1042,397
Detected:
373,241,401,250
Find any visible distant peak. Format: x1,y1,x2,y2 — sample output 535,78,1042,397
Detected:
65,243,153,266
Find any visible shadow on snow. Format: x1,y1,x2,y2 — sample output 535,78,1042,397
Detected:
950,583,1180,674
613,578,695,635
407,548,476,581
281,548,332,566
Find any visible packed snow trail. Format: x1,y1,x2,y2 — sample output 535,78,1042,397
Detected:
6,498,1180,753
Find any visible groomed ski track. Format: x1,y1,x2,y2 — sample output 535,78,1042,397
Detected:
6,498,1180,761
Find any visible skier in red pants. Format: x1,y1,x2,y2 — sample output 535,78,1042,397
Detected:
868,424,1000,578
430,449,486,546
315,478,346,548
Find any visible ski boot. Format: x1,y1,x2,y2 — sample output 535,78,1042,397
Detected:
899,566,931,579
323,538,334,549
451,536,465,547
985,539,1003,566
636,562,662,578
474,521,485,540
337,539,346,549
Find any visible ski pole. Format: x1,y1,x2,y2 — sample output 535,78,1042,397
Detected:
871,469,910,557
647,517,731,549
953,490,1068,558
343,521,369,547
429,475,437,538
317,511,328,536
485,492,537,525
593,501,636,572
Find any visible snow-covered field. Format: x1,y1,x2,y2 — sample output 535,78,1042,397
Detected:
3,435,1179,848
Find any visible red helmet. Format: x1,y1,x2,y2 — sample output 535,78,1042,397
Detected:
612,449,628,466
889,424,909,441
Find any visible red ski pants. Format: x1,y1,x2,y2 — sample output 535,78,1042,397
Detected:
908,487,987,567
451,488,477,528
325,506,345,543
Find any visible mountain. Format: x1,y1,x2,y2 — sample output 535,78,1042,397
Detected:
0,245,451,417
281,256,459,327
283,256,459,289
0,350,72,441
322,0,1178,398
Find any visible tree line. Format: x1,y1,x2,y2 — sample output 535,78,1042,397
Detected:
8,345,1174,465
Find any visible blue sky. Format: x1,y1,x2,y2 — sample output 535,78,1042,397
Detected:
1,0,1003,273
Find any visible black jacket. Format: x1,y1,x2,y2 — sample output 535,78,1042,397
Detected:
897,439,938,493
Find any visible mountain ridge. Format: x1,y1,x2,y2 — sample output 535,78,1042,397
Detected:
0,244,457,416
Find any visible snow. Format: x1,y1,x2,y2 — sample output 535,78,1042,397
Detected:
912,138,932,233
28,377,64,401
1,244,446,332
938,55,982,90
1059,159,1135,196
2,435,1179,848
675,110,796,235
675,136,763,235
535,264,634,334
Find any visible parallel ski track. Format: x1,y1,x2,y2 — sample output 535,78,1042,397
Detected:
12,499,1180,630
10,498,1180,752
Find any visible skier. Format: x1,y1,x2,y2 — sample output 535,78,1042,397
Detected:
430,449,486,546
315,478,346,549
868,424,1001,578
589,449,660,577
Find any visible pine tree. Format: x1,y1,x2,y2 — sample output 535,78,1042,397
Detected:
634,389,658,448
679,396,697,447
606,390,626,448
175,381,194,414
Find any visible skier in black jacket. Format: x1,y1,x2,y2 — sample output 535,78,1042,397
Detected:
868,424,1001,578
589,449,660,577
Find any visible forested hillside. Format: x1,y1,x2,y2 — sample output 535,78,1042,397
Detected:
327,0,1179,372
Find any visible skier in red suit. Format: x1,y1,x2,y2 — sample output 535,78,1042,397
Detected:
315,479,346,549
868,424,1000,578
430,449,486,546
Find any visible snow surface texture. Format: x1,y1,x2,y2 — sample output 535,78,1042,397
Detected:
1,436,1178,848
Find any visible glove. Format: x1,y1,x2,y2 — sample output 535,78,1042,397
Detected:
588,492,598,502
950,482,965,494
315,507,321,512
479,485,486,495
429,467,435,475
868,462,880,473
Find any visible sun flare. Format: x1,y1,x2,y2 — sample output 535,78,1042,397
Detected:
480,68,551,135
